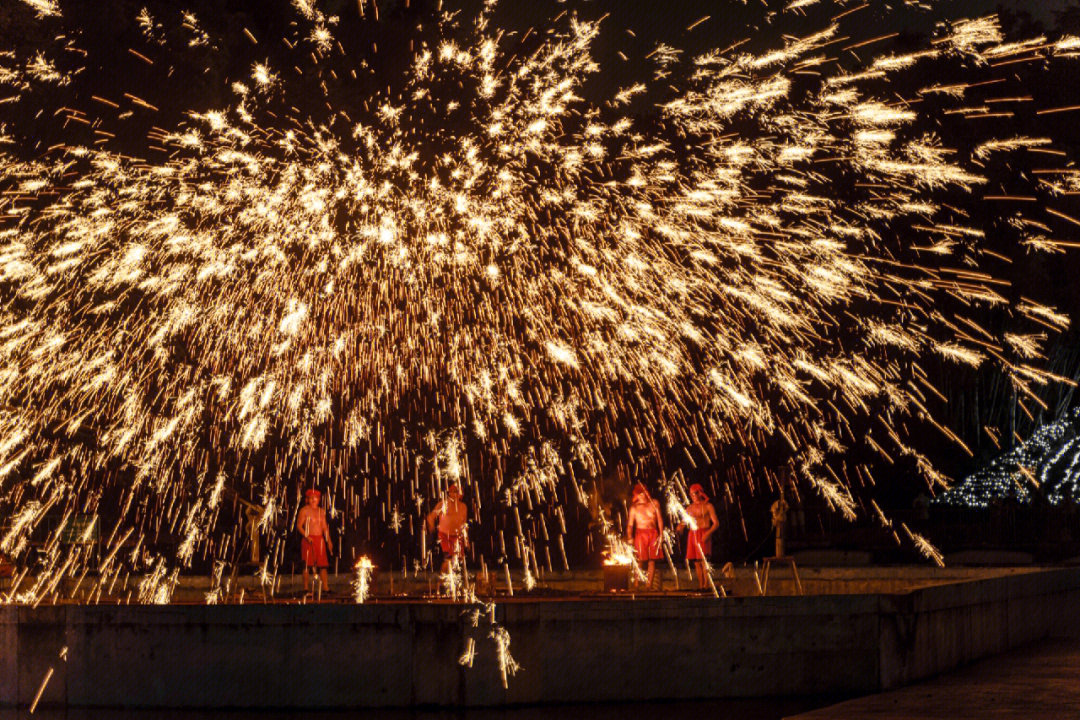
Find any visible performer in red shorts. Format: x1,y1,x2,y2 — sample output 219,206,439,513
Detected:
425,483,469,575
297,488,332,597
626,482,664,590
679,483,719,590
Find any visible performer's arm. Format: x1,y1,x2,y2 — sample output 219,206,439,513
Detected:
323,511,333,554
425,503,441,534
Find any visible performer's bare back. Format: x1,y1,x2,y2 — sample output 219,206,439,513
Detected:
436,498,467,535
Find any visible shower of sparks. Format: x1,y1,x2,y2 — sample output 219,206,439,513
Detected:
352,556,373,603
441,556,466,599
490,625,521,689
0,0,1078,608
666,489,697,531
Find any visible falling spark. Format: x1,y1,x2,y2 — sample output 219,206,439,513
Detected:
459,637,476,667
29,666,54,714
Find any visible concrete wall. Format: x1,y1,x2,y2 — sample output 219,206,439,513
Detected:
877,567,1080,689
0,608,15,709
3,568,1079,708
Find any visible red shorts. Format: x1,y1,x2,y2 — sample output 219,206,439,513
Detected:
302,536,329,568
686,528,711,561
439,531,466,556
634,528,663,561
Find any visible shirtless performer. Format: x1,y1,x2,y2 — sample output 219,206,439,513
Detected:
297,488,332,596
678,483,719,590
425,483,469,575
626,482,664,590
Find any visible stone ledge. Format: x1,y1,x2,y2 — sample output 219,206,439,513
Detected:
5,567,1077,708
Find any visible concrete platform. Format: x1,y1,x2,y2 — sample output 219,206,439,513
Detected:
3,567,1079,709
787,639,1080,719
117,564,1051,602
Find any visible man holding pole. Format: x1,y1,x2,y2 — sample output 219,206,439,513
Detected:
627,482,664,590
426,483,469,576
297,488,332,597
680,483,719,590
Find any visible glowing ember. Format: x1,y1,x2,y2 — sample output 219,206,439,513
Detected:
602,535,636,567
